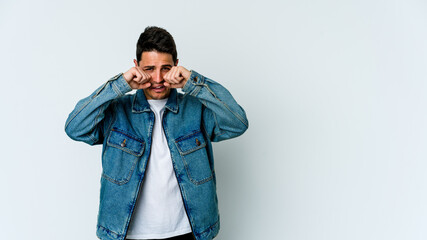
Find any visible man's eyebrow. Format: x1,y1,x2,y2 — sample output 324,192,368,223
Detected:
142,64,173,68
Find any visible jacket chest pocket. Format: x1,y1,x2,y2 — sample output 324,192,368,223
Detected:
102,128,145,185
175,131,213,185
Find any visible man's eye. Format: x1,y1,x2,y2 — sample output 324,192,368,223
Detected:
162,68,171,71
144,68,154,72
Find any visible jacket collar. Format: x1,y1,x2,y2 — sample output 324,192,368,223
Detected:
132,88,179,113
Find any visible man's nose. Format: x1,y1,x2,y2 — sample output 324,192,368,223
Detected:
151,70,163,83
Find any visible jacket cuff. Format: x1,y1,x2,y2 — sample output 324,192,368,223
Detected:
110,73,132,96
182,70,205,96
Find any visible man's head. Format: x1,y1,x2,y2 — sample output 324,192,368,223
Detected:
134,26,178,100
136,26,178,64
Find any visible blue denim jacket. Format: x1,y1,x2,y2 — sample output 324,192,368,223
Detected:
65,70,248,240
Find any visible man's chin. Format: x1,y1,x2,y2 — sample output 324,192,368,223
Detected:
143,88,171,100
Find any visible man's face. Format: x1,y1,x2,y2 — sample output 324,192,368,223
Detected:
136,51,176,100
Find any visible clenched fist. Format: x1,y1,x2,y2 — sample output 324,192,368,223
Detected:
123,67,152,90
163,66,191,89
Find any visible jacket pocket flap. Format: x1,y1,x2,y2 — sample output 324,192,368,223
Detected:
107,128,145,157
175,131,206,155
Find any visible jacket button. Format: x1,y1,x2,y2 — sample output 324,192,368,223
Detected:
195,138,201,146
193,76,198,82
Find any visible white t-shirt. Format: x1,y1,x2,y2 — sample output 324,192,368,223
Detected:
126,98,192,239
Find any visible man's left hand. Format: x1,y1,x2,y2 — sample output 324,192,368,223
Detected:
164,66,191,89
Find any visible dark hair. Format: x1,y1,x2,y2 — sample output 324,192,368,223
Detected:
136,26,177,64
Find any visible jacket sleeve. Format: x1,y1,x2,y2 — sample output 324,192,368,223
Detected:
182,70,249,142
64,73,132,145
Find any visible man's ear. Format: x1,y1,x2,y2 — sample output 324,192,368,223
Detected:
175,59,179,66
133,59,139,67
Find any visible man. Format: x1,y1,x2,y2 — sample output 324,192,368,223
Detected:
65,26,248,240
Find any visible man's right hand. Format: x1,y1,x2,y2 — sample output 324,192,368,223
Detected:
123,67,152,90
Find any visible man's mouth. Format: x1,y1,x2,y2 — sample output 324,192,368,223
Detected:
150,85,166,93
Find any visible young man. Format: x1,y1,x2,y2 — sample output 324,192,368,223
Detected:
65,26,248,240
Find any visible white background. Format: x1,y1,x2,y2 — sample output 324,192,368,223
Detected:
1,0,426,239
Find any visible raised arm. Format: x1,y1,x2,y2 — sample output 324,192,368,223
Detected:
65,67,152,145
164,66,249,142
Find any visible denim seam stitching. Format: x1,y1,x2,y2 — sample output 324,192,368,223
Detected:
97,225,121,238
179,152,213,185
103,102,116,141
175,130,203,142
102,128,141,185
107,142,144,157
111,80,122,96
201,111,213,140
106,129,145,156
211,111,226,138
199,218,219,235
94,81,109,98
101,155,137,186
111,128,144,142
191,84,202,97
86,133,97,144
88,104,106,144
203,83,248,127
175,132,207,155
65,80,114,131
64,98,93,130
176,143,206,156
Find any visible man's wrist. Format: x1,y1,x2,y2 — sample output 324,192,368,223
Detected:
182,70,204,95
111,73,133,96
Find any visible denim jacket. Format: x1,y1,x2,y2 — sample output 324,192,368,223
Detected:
65,70,248,240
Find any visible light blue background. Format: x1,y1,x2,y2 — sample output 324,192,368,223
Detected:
1,0,426,239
